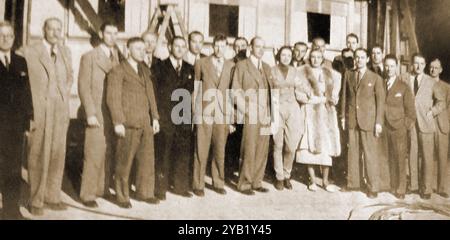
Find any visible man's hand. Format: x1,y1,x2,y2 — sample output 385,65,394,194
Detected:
114,124,126,138
87,116,100,128
375,124,382,138
153,120,160,134
229,125,236,134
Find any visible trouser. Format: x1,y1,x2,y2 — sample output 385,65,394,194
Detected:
273,102,302,181
225,124,243,178
28,97,69,208
347,128,382,192
193,123,228,190
409,126,435,194
386,126,408,194
435,130,448,194
114,125,155,203
80,122,114,202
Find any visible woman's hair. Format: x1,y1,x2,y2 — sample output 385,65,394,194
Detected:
308,48,324,65
275,46,293,63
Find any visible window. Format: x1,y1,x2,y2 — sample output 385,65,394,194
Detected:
307,12,331,44
209,4,239,38
98,0,126,32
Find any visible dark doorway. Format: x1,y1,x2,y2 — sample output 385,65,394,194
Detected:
307,12,330,44
4,0,25,49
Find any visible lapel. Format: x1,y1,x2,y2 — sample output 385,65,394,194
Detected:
205,57,220,86
416,74,428,98
123,60,144,86
387,77,401,98
245,59,263,87
357,70,370,91
57,44,71,75
217,60,233,90
36,42,56,80
94,46,113,73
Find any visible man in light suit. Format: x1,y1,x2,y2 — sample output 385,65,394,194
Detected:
21,17,73,215
193,34,235,196
383,54,416,199
232,36,273,195
429,58,449,198
184,31,206,66
340,48,386,198
402,53,445,199
107,37,160,208
78,21,120,208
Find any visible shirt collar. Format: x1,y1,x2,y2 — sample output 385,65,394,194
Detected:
0,51,11,60
127,58,139,73
43,39,57,55
100,43,112,58
357,67,367,76
250,55,261,69
170,55,182,69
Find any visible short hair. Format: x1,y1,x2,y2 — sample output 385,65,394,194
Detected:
213,34,227,45
250,36,264,46
411,52,426,62
127,37,144,48
312,37,325,45
384,54,398,65
188,31,204,42
100,20,118,32
275,46,293,62
43,17,62,29
293,42,308,49
346,33,359,43
371,44,384,53
430,58,442,67
234,37,248,47
354,47,368,57
341,48,353,56
171,35,186,46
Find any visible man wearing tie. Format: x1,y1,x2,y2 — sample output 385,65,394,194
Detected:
21,17,73,215
340,48,386,198
184,31,206,66
192,34,235,196
107,37,160,208
78,21,120,208
383,55,416,199
429,58,449,198
368,44,385,78
232,36,273,195
291,42,308,68
402,53,445,199
0,21,33,219
142,31,159,70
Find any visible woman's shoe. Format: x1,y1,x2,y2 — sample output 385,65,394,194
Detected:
308,184,318,192
324,184,340,193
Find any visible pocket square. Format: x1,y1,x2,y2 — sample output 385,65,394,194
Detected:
20,71,27,77
395,93,402,97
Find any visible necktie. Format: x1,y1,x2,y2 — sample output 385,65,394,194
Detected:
216,58,223,77
258,60,263,74
176,61,181,75
4,55,9,70
110,49,115,63
357,71,361,86
414,75,419,95
51,45,57,63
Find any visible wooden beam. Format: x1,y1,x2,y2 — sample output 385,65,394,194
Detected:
401,0,419,54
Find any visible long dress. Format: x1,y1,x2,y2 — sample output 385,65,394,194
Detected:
296,65,341,166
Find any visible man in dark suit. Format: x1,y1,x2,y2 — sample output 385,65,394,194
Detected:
142,31,160,70
291,42,308,68
340,48,386,198
429,58,449,198
153,36,195,199
192,34,235,196
333,33,359,73
107,37,160,208
368,44,385,78
402,53,445,199
383,54,416,199
232,36,273,195
0,21,33,220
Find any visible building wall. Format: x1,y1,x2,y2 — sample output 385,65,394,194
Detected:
21,0,367,118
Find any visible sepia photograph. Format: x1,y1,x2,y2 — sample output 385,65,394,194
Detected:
0,0,449,221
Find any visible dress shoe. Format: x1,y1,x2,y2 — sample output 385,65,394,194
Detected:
394,193,405,200
137,197,160,205
240,189,255,195
284,179,292,190
82,200,99,208
193,189,205,197
367,191,378,199
117,201,132,209
420,193,431,200
156,193,166,201
253,187,269,193
28,206,44,216
45,202,68,211
173,191,193,198
340,187,359,192
213,188,227,195
274,180,284,191
438,192,449,198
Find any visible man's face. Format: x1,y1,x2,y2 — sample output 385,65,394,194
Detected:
143,33,158,54
129,41,146,62
384,58,397,78
189,34,203,55
412,56,426,75
171,38,187,60
44,19,62,45
310,50,323,68
279,49,292,66
293,44,307,62
355,50,369,70
312,39,326,53
251,38,265,59
346,36,358,51
429,60,443,78
234,39,247,53
0,26,15,52
213,40,227,59
100,25,118,48
371,47,384,65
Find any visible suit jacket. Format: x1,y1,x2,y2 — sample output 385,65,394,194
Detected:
107,61,159,128
434,79,450,134
0,52,33,130
401,73,445,133
152,58,195,131
368,62,385,78
194,56,234,121
78,46,120,123
231,58,273,123
384,77,416,130
340,69,386,131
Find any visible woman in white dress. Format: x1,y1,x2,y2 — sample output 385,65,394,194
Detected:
296,48,341,192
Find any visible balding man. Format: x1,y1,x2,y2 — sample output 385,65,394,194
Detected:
21,17,73,215
310,37,333,69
